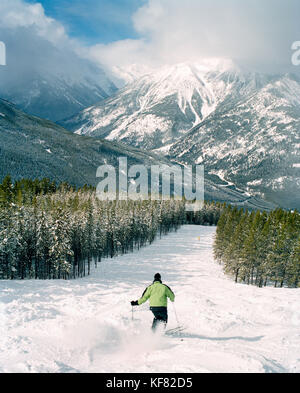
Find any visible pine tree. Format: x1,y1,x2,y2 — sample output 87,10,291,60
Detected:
48,207,73,279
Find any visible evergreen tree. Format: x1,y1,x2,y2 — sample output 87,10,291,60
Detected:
214,206,300,288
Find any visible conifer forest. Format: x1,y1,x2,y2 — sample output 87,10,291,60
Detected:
1,175,298,286
0,176,189,280
214,206,300,288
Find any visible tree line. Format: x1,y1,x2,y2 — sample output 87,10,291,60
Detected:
0,175,93,206
214,206,300,288
186,201,225,226
0,176,187,280
0,175,229,281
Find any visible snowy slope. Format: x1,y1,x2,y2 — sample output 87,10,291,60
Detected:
0,226,299,373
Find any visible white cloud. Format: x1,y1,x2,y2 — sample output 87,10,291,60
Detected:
90,0,300,78
0,0,68,45
0,0,114,111
1,0,299,87
90,39,148,68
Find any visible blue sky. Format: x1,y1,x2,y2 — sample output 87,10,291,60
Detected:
27,0,146,45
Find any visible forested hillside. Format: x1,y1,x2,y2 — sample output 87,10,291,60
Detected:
214,206,300,288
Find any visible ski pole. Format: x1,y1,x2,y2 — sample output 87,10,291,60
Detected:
132,306,134,321
172,302,181,328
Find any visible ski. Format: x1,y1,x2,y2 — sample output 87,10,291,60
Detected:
165,326,185,335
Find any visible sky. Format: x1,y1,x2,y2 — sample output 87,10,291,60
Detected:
26,0,146,45
0,0,300,82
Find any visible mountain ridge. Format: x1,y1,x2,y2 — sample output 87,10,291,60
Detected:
61,60,300,209
61,61,274,148
0,97,275,211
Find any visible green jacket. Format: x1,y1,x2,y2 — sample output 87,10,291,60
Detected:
138,281,175,307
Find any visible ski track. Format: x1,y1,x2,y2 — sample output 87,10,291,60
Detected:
0,226,299,373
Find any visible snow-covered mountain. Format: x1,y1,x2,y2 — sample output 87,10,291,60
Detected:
62,60,300,209
0,97,275,211
0,38,116,122
169,73,300,209
62,59,270,149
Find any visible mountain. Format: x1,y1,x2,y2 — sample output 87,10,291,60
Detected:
169,73,300,209
61,60,270,150
62,60,300,209
0,31,116,122
0,98,169,187
0,98,275,210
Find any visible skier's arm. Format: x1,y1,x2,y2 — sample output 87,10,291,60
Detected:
165,286,175,302
138,286,151,305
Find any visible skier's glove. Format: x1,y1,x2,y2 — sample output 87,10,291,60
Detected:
131,301,139,306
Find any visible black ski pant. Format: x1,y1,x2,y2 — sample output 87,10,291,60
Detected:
150,306,168,331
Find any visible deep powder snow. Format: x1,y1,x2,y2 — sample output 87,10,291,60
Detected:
0,226,299,373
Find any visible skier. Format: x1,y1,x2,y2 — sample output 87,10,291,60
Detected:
131,273,175,331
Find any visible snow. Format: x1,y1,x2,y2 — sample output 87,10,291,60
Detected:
113,58,236,85
71,60,239,142
247,179,263,186
0,226,299,373
107,114,171,141
133,62,222,125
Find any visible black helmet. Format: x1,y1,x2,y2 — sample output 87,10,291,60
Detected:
154,273,161,281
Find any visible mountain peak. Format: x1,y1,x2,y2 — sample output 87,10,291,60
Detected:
60,63,300,209
113,58,238,85
62,57,262,149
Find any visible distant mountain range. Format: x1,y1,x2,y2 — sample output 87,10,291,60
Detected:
61,60,300,209
61,60,268,148
0,30,116,122
0,98,275,211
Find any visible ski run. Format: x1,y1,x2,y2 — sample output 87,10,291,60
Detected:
0,225,299,373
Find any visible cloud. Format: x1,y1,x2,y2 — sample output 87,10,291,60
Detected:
90,0,300,76
0,0,68,45
1,0,299,90
0,0,115,118
0,0,86,76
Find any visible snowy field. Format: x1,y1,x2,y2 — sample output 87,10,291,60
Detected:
0,226,299,373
